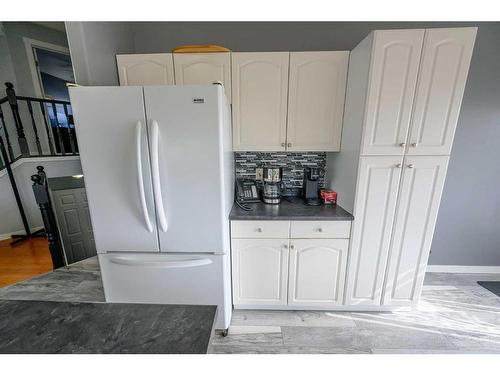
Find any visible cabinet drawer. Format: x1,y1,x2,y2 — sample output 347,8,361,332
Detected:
290,221,351,239
231,221,290,239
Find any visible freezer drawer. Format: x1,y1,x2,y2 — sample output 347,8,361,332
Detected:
98,253,231,330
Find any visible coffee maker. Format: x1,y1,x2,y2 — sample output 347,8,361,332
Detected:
262,167,284,204
302,167,322,206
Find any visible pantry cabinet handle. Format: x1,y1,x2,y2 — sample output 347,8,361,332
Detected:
399,142,406,147
407,164,415,169
287,143,292,147
281,142,286,147
396,164,402,168
411,142,418,147
290,244,295,249
283,244,288,249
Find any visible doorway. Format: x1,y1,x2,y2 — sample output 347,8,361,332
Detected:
24,38,76,154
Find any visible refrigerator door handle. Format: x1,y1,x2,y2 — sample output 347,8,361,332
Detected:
135,121,153,233
150,120,168,232
109,256,213,269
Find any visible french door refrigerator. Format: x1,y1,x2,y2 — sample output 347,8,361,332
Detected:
69,85,234,330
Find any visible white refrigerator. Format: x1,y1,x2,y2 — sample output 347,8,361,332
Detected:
69,85,234,330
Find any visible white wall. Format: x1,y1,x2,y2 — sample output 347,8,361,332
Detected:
65,22,135,86
0,157,82,239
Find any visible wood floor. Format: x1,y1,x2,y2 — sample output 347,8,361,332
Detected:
0,237,52,287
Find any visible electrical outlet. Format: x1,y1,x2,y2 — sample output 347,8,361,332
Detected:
255,168,263,181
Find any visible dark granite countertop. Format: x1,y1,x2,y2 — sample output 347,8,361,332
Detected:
0,300,216,354
230,198,354,221
48,175,85,191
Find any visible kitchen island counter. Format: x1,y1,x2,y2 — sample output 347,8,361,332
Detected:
0,300,216,354
230,198,354,221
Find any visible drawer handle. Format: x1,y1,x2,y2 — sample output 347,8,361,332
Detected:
317,228,323,233
256,227,263,233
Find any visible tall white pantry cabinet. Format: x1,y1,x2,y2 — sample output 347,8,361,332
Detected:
328,27,477,307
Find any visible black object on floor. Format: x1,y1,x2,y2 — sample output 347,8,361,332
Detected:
477,281,500,297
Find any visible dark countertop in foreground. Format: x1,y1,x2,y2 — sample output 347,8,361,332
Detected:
0,300,216,354
230,198,354,221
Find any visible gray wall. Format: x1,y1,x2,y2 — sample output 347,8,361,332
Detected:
68,22,500,266
65,22,135,86
0,158,82,238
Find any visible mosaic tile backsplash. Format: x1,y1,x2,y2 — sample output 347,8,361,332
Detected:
234,152,326,196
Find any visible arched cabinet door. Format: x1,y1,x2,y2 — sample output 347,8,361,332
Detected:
116,54,174,86
360,30,424,156
231,52,289,151
286,51,349,152
288,239,349,306
173,52,231,102
407,28,477,156
231,239,289,306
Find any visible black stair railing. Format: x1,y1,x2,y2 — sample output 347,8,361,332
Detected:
0,82,78,166
31,166,65,268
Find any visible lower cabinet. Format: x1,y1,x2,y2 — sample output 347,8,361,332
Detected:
230,220,351,308
288,239,348,307
382,156,449,306
231,238,289,306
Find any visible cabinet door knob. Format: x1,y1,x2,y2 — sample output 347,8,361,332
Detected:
399,142,406,147
283,244,288,249
256,227,263,232
396,163,402,169
287,143,292,147
290,244,294,249
407,164,415,169
281,142,286,147
411,142,418,147
317,228,323,232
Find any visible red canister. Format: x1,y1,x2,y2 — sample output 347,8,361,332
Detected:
320,189,337,205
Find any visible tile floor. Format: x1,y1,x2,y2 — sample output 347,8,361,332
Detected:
1,257,500,354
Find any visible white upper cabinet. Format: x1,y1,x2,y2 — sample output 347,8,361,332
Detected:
344,156,403,306
116,54,175,86
383,156,449,306
286,51,349,152
360,30,425,156
231,52,289,151
288,239,348,307
407,28,477,156
173,52,232,102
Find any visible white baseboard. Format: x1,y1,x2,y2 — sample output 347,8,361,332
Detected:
0,226,44,241
427,265,500,274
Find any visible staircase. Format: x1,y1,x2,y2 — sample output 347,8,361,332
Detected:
0,82,79,170
0,82,82,240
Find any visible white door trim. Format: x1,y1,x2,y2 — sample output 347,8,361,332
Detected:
23,37,71,98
